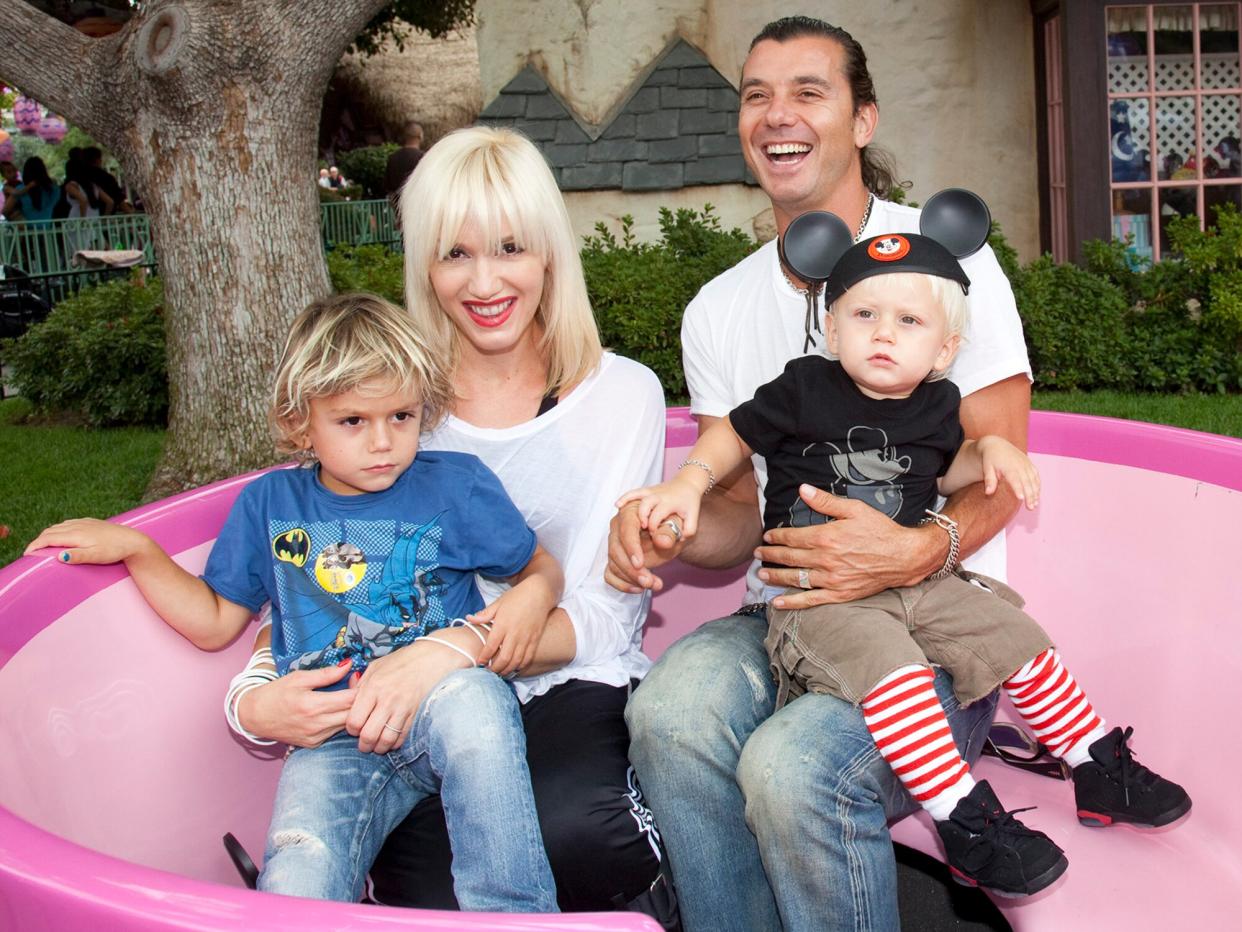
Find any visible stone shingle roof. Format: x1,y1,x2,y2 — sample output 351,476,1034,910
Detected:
478,39,755,191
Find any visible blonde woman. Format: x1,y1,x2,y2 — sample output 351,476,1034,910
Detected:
233,127,676,923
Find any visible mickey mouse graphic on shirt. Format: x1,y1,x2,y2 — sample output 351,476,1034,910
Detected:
788,426,912,528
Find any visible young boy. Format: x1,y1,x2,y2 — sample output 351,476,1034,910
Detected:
617,230,1190,898
28,294,562,912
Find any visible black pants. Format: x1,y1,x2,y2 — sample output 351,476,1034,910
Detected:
369,678,665,911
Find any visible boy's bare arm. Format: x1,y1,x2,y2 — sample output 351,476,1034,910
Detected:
26,518,253,649
940,435,1040,508
473,543,564,675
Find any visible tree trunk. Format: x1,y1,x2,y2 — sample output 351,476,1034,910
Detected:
0,0,391,496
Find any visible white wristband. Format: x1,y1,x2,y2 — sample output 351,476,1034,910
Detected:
225,668,279,746
417,633,480,667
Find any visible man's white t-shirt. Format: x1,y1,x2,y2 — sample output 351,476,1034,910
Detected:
681,198,1032,602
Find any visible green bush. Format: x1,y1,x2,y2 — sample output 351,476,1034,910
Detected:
582,206,757,398
327,243,404,304
2,276,168,426
337,144,398,200
1013,255,1134,390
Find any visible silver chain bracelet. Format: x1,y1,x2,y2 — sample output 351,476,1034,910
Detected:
920,509,960,581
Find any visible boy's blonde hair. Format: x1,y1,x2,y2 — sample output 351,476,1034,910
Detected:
400,126,602,395
828,271,969,382
270,293,453,455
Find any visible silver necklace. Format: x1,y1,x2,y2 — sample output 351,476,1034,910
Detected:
783,194,873,351
780,193,874,296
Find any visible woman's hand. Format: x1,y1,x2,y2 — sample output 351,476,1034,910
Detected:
235,662,355,748
345,628,479,755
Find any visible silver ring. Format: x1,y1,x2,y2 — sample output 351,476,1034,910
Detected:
382,723,402,734
660,517,683,542
797,568,812,589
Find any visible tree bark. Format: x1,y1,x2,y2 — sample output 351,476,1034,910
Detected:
0,0,391,495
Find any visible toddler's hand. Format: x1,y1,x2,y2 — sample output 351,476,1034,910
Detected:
614,477,703,543
977,437,1041,509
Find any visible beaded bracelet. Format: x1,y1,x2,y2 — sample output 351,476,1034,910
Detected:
679,458,717,493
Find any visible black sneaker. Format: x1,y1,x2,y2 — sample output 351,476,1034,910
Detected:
1074,726,1191,828
935,780,1068,898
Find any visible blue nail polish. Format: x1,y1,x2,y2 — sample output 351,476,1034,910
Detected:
60,552,70,562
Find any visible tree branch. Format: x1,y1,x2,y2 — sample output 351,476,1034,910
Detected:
0,0,122,128
274,0,392,54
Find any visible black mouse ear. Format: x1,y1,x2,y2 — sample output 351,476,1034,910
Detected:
780,211,854,284
919,189,991,258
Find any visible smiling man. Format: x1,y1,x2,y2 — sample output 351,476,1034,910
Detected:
613,16,1033,932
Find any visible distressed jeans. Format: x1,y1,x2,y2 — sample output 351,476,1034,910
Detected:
626,612,997,932
257,666,559,912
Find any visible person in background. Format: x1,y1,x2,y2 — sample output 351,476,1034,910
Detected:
385,120,426,219
4,157,58,225
84,146,130,214
1,161,22,221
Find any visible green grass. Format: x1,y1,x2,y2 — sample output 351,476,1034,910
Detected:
1032,390,1242,439
1,390,1239,569
0,397,165,568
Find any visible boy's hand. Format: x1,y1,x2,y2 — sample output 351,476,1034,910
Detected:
26,517,152,564
615,476,703,543
976,436,1041,509
472,577,556,677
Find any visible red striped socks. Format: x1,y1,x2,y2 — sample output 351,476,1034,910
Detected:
862,665,974,821
1003,648,1106,768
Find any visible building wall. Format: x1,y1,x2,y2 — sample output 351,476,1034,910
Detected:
475,0,1040,260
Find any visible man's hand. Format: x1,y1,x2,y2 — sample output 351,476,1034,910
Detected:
755,484,942,608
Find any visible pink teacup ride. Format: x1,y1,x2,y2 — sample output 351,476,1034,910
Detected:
2,408,1239,930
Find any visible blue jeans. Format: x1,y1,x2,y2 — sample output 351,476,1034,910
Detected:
626,612,997,932
257,666,559,912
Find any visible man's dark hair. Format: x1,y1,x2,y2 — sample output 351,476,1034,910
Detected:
749,16,902,198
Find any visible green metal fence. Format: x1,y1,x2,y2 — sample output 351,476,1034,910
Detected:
0,199,399,280
320,199,399,250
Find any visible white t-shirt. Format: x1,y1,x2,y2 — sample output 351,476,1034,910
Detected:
681,197,1032,601
422,352,665,702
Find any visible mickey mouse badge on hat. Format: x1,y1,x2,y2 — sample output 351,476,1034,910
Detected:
779,188,993,308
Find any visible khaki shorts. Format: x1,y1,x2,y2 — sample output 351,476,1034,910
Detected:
765,571,1053,709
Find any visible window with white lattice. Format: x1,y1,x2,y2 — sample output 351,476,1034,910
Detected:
1108,3,1242,260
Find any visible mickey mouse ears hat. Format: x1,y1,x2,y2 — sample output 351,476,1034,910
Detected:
780,188,992,308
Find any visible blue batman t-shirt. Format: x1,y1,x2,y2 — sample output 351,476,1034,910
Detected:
202,451,537,681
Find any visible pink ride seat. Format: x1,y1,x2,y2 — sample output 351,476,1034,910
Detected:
1,409,1239,930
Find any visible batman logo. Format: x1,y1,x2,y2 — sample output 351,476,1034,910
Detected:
272,528,311,567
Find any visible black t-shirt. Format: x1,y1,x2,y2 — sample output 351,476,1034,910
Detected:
730,357,964,536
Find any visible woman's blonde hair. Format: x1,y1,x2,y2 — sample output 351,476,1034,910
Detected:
400,126,602,394
270,293,454,455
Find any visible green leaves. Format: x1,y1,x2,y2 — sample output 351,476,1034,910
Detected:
582,206,757,400
2,276,168,426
